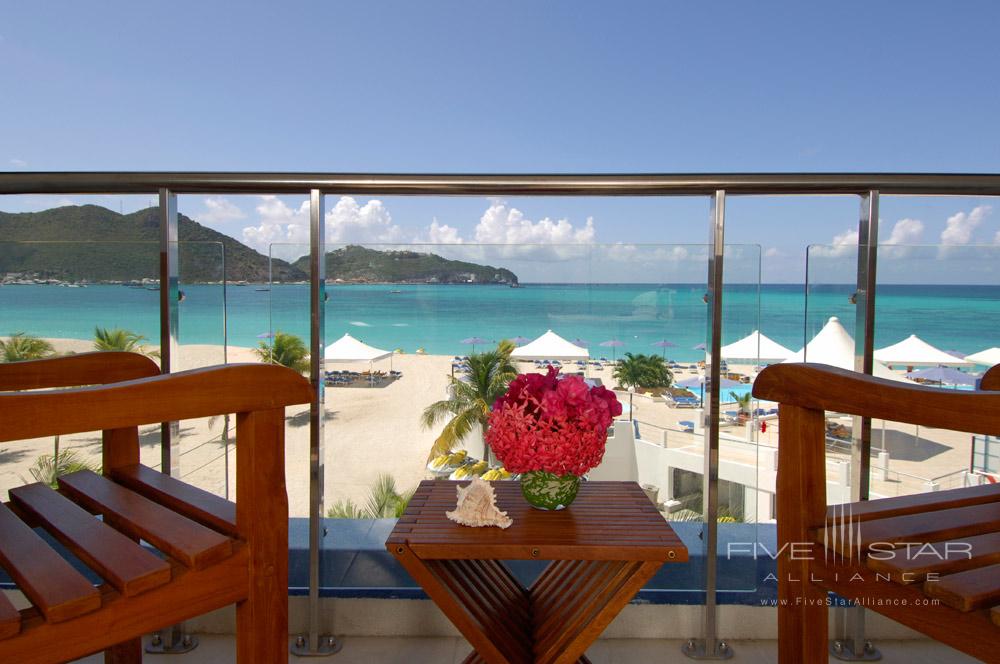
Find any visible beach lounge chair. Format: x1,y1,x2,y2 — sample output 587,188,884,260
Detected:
753,362,1000,663
0,351,311,663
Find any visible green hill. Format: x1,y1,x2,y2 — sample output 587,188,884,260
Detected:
291,245,519,285
0,205,305,282
0,206,519,285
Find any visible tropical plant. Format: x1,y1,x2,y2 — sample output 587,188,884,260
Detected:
24,450,100,489
93,326,158,358
421,340,517,459
612,353,673,390
730,390,753,416
0,332,54,362
326,473,415,519
254,331,309,373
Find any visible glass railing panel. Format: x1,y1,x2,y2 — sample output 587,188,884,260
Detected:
871,245,1000,497
803,244,859,505
266,242,315,524
805,243,1000,505
0,240,160,499
170,241,233,499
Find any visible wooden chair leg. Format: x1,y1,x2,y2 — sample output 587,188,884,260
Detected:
236,408,289,662
777,404,829,663
105,638,142,663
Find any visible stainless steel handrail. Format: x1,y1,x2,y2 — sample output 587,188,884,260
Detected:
2,171,1000,196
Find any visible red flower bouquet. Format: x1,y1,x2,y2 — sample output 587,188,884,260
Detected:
485,367,623,477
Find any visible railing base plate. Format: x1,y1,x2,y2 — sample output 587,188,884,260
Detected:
291,634,343,657
831,639,881,661
682,638,733,660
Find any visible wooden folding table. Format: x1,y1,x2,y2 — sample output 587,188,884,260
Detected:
386,480,687,664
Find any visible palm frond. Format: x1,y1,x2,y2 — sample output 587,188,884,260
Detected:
254,331,309,373
420,398,461,429
326,499,365,519
394,488,416,518
0,332,55,362
428,431,457,459
364,473,399,517
24,450,100,489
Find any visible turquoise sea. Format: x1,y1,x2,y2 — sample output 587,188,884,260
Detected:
1,283,998,362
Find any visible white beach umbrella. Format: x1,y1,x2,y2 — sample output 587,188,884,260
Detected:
874,334,973,367
510,330,589,361
323,333,393,362
720,330,794,363
965,347,1000,367
784,317,909,382
323,332,395,380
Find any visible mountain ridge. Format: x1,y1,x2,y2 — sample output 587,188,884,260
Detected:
0,205,519,285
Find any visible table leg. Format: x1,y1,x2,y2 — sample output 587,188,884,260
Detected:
530,559,661,664
392,546,532,663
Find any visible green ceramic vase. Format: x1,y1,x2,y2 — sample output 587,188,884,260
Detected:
520,470,581,510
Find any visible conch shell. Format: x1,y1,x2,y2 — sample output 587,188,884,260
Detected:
446,476,513,529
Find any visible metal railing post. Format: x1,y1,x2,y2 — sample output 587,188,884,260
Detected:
158,189,181,477
833,190,881,661
147,188,197,655
683,190,733,660
292,190,342,657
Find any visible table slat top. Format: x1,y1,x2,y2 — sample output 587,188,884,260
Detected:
386,480,687,562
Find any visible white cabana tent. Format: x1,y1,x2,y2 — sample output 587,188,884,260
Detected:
720,330,794,363
874,334,972,367
324,332,393,362
964,347,1000,367
510,330,589,361
784,317,909,382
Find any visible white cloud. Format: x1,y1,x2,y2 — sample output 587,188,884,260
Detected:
241,195,405,253
832,228,859,247
810,228,858,258
885,218,923,244
242,196,310,252
8,158,27,168
196,197,246,224
422,219,464,244
764,247,783,258
326,196,404,244
473,200,595,245
995,230,1000,245
941,205,991,245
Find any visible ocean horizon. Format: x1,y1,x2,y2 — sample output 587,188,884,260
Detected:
1,282,997,361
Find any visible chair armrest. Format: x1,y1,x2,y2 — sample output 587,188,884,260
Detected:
0,364,312,442
753,363,1000,435
982,364,1000,391
0,351,160,390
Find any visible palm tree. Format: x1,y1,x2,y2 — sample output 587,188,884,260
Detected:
93,326,158,358
1,333,63,475
25,450,100,489
730,391,753,417
327,473,415,519
0,332,54,362
254,331,309,373
613,353,673,390
421,340,517,459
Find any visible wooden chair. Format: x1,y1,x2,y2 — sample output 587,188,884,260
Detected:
0,352,311,663
753,362,1000,663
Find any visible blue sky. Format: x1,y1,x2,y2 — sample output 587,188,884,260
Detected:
2,1,999,281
